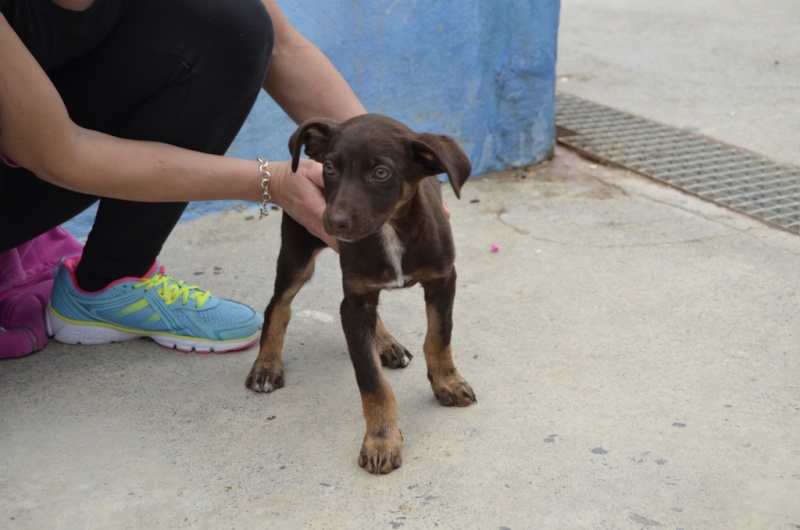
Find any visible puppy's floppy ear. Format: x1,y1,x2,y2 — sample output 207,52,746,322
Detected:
288,118,339,172
411,133,472,199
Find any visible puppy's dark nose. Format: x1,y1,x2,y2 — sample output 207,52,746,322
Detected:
328,211,352,232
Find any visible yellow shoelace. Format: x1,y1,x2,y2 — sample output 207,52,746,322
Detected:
134,268,211,308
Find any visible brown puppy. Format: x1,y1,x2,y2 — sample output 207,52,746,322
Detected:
246,113,476,474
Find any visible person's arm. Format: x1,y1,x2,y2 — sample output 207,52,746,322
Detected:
0,13,338,247
261,0,367,123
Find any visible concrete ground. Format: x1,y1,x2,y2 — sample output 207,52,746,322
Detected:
556,0,800,168
2,1,800,528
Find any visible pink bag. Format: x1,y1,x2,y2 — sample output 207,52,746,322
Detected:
0,227,83,358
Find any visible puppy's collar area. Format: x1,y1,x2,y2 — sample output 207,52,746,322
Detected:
380,224,405,288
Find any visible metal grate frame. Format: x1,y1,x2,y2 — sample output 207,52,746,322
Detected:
555,92,800,234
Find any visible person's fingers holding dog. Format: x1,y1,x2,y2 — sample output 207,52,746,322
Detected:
268,158,340,251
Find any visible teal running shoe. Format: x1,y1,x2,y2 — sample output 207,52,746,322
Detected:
46,257,262,353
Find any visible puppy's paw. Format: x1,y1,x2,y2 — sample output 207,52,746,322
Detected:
378,340,413,369
245,359,285,393
375,325,412,369
429,370,477,407
358,426,403,475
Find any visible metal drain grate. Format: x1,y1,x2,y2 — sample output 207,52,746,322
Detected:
555,92,800,234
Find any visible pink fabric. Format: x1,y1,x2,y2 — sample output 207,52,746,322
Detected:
1,153,20,168
0,227,83,358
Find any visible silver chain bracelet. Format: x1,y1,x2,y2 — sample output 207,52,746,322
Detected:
257,157,272,219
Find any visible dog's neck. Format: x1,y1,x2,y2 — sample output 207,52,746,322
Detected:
380,223,405,288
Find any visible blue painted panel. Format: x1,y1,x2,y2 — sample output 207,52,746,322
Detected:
230,0,560,174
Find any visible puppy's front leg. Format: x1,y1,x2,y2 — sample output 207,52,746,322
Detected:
341,289,403,474
422,270,477,407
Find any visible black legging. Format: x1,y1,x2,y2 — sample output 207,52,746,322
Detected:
0,0,273,291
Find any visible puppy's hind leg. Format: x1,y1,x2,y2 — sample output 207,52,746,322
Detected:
246,213,326,393
375,315,413,369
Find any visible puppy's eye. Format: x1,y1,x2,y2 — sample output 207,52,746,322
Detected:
323,162,336,176
373,166,390,180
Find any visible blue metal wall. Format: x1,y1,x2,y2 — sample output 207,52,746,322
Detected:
230,0,561,174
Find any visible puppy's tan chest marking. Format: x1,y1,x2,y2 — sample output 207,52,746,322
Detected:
380,224,406,288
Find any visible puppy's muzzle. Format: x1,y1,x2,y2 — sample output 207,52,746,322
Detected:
326,209,352,232
323,208,379,242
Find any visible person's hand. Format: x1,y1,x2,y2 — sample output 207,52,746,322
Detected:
267,158,340,252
